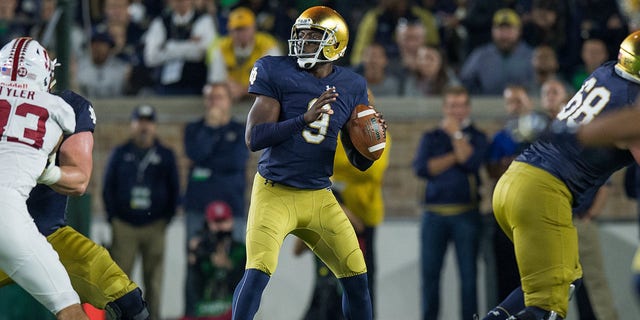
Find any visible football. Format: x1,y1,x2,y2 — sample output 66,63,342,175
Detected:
346,104,386,161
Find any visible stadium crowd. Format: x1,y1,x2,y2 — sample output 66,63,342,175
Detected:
2,0,639,99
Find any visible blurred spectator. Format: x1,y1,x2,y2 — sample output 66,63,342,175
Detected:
0,0,32,47
530,44,560,95
350,0,439,66
182,201,246,320
570,37,609,91
234,0,298,44
389,19,427,76
28,0,85,58
356,42,400,96
143,0,217,95
620,0,640,31
487,85,534,180
573,184,619,320
207,7,282,101
96,0,152,95
577,0,628,60
427,0,469,70
75,31,131,98
194,0,217,17
485,85,533,305
402,45,460,96
460,8,534,95
523,0,565,47
183,83,248,316
522,0,581,77
412,86,488,320
102,105,180,319
540,78,571,118
129,0,164,25
461,0,530,55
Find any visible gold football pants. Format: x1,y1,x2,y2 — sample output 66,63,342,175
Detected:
245,173,366,278
493,162,582,317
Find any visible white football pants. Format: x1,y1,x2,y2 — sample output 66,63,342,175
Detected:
0,187,80,314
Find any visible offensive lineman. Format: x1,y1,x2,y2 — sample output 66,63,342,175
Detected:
0,37,88,319
231,6,384,320
482,30,640,320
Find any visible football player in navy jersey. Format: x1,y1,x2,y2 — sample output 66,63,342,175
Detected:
0,90,150,320
482,30,640,320
231,6,383,320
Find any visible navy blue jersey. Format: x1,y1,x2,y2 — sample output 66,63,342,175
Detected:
249,56,368,189
517,61,640,209
28,90,96,236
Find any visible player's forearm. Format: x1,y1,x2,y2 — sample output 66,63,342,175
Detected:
247,115,306,151
49,166,90,196
577,107,640,146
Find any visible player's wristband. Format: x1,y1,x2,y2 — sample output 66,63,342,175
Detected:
37,165,62,185
249,115,306,151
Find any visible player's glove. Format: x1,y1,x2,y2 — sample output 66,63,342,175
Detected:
37,152,62,185
507,112,579,145
506,111,552,142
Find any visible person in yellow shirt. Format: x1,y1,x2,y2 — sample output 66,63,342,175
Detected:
332,90,391,316
206,7,282,100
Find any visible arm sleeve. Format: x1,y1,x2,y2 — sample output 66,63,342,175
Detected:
249,114,307,151
340,128,374,171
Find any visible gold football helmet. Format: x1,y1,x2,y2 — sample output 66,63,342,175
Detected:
616,30,640,84
288,6,348,69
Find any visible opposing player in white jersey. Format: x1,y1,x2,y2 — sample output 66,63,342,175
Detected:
0,37,88,320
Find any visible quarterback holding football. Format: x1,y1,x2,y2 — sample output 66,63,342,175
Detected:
232,6,385,320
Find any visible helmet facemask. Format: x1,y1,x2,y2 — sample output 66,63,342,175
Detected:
289,25,337,69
